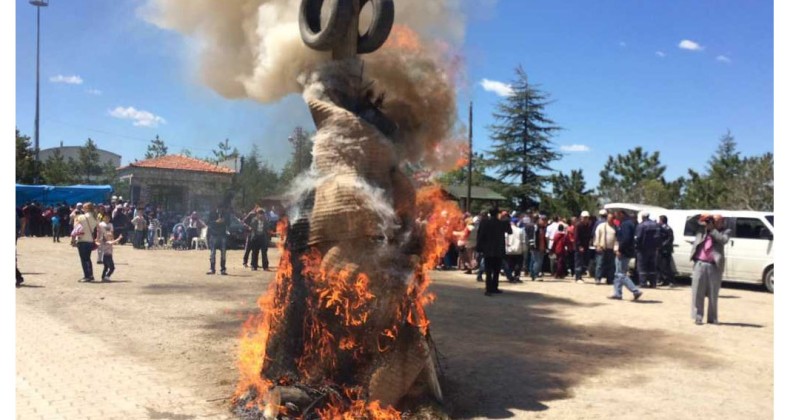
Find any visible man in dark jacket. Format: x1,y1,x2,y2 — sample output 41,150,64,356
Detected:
657,215,676,287
207,203,231,275
475,208,512,296
609,210,643,301
635,211,662,288
574,211,594,282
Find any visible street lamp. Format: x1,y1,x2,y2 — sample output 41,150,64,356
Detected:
30,0,49,165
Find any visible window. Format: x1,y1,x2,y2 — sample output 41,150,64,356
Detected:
734,218,769,240
766,215,774,226
684,215,702,236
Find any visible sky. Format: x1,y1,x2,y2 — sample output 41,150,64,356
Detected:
13,0,774,189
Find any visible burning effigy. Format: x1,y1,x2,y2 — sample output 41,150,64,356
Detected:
143,0,467,417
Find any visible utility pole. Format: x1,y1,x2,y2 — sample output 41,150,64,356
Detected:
30,0,49,167
466,101,473,213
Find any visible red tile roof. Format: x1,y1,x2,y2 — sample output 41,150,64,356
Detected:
120,155,235,174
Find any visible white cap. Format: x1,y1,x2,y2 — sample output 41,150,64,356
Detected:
599,209,608,216
580,210,590,218
76,202,83,207
639,210,650,219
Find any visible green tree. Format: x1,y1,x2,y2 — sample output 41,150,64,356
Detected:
280,128,314,184
731,153,773,211
41,149,73,185
212,138,239,163
144,135,169,159
541,169,598,218
179,148,193,158
234,144,281,209
16,129,41,183
486,65,561,210
598,147,673,205
74,138,103,183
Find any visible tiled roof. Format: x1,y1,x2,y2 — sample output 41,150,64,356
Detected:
120,155,235,174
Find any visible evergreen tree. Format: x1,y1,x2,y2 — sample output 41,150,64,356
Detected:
598,147,669,205
705,130,743,208
280,128,314,184
144,135,169,159
731,153,773,211
486,65,561,210
41,149,73,185
234,144,281,209
542,169,598,218
16,129,41,183
75,138,102,184
213,138,240,163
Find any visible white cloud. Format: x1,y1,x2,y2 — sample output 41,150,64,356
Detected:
480,78,514,97
678,39,704,51
49,74,83,84
716,55,732,63
86,88,102,95
655,51,666,58
560,144,591,153
109,106,166,127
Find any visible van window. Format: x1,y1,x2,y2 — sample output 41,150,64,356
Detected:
684,215,702,236
735,218,769,240
766,215,774,226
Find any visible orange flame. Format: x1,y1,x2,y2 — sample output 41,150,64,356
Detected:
383,24,423,53
317,388,401,420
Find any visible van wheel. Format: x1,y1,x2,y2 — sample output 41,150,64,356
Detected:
763,266,774,293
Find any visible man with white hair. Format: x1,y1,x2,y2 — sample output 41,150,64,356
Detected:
635,210,661,288
573,210,593,283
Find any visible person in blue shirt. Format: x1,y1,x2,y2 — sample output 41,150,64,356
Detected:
51,214,61,243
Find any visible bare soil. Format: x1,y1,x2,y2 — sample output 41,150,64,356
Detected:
16,237,773,419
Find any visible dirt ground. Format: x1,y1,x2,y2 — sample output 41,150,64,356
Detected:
16,237,773,419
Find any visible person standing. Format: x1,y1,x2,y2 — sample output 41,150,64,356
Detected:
608,210,643,301
573,211,593,283
505,217,525,283
657,215,677,287
73,202,98,282
207,203,231,275
147,213,162,249
247,208,270,271
551,224,570,279
131,212,148,249
594,213,618,285
475,207,512,296
97,222,122,281
530,215,548,281
690,214,730,325
51,212,61,243
242,205,259,268
635,211,662,288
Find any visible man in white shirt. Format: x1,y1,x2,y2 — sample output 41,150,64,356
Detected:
594,213,618,285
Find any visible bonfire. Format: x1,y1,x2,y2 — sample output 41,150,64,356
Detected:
232,0,464,418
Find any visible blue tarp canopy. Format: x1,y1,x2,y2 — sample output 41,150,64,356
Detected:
16,184,113,207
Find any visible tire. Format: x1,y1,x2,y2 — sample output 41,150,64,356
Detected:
357,0,395,54
299,0,355,51
764,266,774,293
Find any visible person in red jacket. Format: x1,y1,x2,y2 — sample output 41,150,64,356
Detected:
552,224,570,279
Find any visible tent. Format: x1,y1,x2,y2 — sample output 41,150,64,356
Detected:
16,184,113,207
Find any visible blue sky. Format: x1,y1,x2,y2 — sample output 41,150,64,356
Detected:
14,0,774,189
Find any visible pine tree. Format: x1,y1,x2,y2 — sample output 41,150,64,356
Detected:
76,138,102,184
145,135,169,159
486,65,561,210
542,169,598,218
16,129,41,183
280,127,314,184
41,149,73,185
213,138,239,163
597,147,667,204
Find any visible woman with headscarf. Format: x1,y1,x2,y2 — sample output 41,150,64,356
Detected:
72,202,98,282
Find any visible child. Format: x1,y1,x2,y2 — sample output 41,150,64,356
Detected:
51,214,61,243
97,222,122,281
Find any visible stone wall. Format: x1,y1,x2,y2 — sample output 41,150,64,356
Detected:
117,166,233,213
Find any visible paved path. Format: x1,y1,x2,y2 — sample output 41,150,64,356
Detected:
16,301,232,420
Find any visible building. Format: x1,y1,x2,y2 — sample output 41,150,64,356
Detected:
442,185,507,211
39,144,121,168
116,155,236,215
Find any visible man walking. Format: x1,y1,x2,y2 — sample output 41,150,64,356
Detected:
573,211,593,283
690,214,730,325
635,211,662,288
530,215,548,281
475,207,512,296
657,215,676,287
207,203,231,275
609,210,643,301
594,213,617,285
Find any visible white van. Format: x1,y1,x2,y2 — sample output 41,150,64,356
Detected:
663,210,774,293
603,204,774,293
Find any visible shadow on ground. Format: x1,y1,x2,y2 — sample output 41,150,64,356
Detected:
425,282,721,419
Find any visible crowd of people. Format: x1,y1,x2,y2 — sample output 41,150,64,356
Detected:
16,197,279,283
433,204,728,325
434,206,680,300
